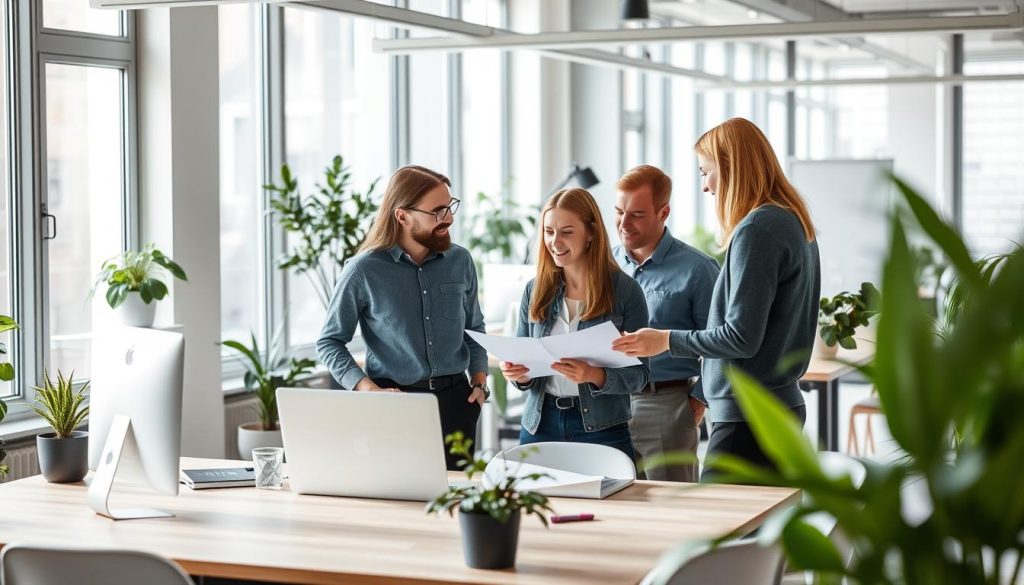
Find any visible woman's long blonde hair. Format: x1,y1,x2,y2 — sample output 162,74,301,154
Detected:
695,117,815,247
359,165,451,253
529,188,620,323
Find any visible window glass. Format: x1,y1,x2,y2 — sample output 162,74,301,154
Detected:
45,63,125,378
42,0,121,36
219,4,263,347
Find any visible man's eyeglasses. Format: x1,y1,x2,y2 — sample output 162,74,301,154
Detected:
402,198,461,223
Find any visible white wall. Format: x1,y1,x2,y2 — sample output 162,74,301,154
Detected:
138,7,225,458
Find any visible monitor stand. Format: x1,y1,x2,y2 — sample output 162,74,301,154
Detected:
87,414,174,520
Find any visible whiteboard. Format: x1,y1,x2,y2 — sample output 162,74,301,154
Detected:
789,159,894,298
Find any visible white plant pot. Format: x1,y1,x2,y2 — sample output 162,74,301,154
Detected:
237,423,283,461
813,333,840,359
116,294,157,328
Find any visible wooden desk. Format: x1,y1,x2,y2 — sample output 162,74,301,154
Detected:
0,458,799,585
800,344,875,452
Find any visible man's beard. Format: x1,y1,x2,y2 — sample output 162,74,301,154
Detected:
412,223,452,252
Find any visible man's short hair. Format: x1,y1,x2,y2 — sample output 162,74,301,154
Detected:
617,165,672,208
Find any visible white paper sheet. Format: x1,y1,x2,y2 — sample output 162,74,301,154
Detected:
466,321,640,379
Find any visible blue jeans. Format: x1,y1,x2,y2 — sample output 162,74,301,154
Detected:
519,397,637,461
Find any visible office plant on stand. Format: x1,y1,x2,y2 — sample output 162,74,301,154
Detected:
815,282,880,358
221,331,315,460
91,244,188,327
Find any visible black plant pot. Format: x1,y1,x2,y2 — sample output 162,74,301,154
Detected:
36,431,89,483
458,509,521,569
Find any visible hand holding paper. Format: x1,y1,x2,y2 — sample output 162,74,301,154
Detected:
467,321,641,379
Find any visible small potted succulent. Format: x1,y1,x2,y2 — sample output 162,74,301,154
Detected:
220,331,315,459
31,370,90,483
91,244,188,327
816,282,880,358
426,432,554,570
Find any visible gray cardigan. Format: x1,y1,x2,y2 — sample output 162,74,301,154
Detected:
669,206,821,424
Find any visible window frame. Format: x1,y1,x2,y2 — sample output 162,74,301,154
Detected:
2,0,138,421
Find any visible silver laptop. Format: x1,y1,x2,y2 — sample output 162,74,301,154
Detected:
276,388,450,501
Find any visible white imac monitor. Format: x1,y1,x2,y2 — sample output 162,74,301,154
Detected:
88,326,184,520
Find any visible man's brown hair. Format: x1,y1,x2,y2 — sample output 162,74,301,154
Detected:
617,165,672,208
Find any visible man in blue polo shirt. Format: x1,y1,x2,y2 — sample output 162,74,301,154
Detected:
612,165,720,482
317,165,489,470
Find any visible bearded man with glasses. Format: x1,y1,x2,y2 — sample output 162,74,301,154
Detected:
317,165,489,470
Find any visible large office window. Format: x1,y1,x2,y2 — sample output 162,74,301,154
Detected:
829,64,888,158
219,4,263,348
460,0,505,213
962,60,1024,256
43,64,125,378
0,4,136,417
283,7,391,348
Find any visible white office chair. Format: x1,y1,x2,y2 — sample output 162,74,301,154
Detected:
781,452,867,584
641,538,785,585
1,543,194,585
487,441,637,481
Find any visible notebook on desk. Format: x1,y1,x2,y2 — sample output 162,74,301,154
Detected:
487,461,634,499
180,467,255,490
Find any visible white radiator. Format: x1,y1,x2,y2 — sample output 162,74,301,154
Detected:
224,395,261,459
3,442,40,482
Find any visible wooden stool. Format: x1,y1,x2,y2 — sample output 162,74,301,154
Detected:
847,392,882,456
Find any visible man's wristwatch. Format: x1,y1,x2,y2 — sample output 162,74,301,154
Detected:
471,382,490,401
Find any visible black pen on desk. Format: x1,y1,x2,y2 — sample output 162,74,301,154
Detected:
551,513,595,523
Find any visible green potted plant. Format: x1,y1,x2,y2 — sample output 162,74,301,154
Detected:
426,432,554,569
0,314,19,479
31,370,90,483
220,331,315,459
815,282,880,358
707,176,1024,584
265,155,380,310
91,244,188,328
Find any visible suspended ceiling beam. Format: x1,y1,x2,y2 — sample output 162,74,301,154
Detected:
285,0,727,81
697,72,1024,90
373,12,1024,54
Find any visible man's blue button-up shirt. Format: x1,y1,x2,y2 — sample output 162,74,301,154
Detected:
316,244,487,389
613,228,720,385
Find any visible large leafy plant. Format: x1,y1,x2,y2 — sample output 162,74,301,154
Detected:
30,370,89,439
220,331,315,431
0,315,18,477
817,282,881,350
265,155,380,309
426,432,555,525
709,175,1024,585
91,244,188,309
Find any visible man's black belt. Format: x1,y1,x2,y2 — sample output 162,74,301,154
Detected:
404,373,467,391
641,376,698,394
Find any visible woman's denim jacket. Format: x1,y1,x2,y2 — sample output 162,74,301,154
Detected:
515,270,650,435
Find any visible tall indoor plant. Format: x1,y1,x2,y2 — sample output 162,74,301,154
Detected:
221,331,315,459
708,175,1024,585
91,244,188,327
31,370,90,483
0,315,19,479
265,155,380,309
427,432,554,569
